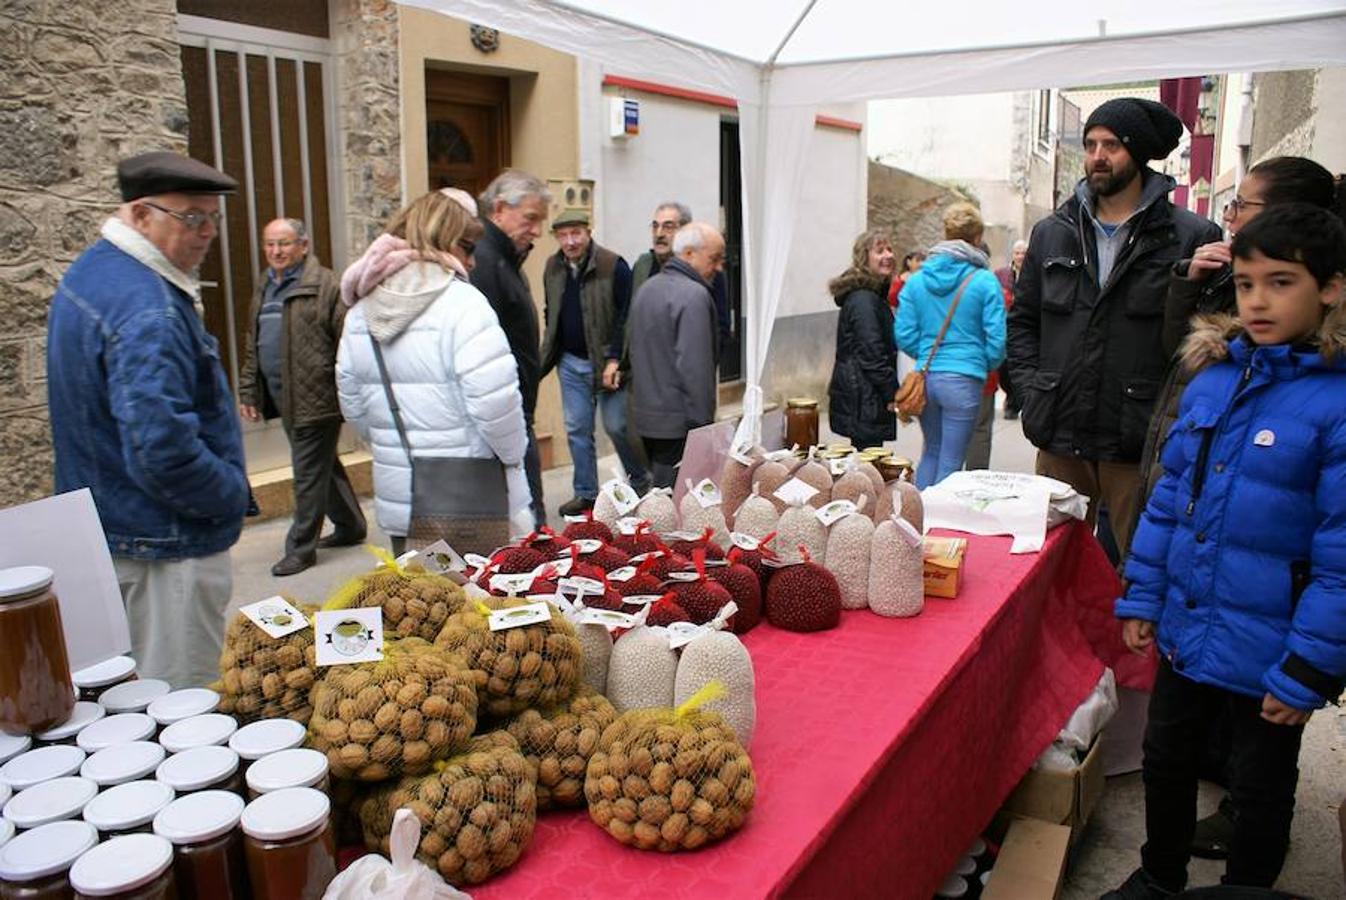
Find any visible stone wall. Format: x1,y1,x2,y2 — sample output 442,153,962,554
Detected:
332,0,401,259
1250,70,1316,164
867,160,972,260
0,0,187,506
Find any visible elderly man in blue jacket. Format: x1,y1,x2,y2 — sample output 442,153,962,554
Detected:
47,151,249,690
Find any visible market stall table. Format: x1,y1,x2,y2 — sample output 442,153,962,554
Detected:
471,520,1129,899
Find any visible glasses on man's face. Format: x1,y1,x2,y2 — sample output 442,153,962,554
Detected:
143,201,222,231
651,220,679,234
263,239,298,250
457,239,476,257
1224,195,1266,217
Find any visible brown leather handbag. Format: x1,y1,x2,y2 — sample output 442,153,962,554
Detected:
893,272,976,423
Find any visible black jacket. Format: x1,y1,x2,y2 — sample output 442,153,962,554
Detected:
826,271,897,442
471,219,541,419
1007,174,1222,463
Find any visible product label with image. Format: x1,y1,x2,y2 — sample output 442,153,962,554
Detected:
601,479,641,517
488,601,552,632
815,499,859,527
240,596,312,640
691,478,723,509
773,477,820,506
314,608,384,666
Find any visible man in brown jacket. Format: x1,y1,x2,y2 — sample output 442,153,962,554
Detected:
239,218,365,575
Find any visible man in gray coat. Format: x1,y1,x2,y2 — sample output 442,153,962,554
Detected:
627,221,724,488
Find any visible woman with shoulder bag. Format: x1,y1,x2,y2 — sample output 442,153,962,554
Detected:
827,228,898,449
894,202,1006,489
336,189,533,555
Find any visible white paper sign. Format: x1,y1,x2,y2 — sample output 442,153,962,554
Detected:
239,596,311,639
690,478,723,509
601,480,641,517
664,571,699,583
490,573,538,596
315,608,384,666
419,540,466,573
815,499,859,527
532,558,572,580
730,532,761,551
558,576,606,595
607,566,638,583
773,477,820,506
577,608,639,629
566,539,603,555
621,594,663,607
488,601,552,632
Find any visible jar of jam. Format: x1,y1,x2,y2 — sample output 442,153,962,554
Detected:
157,716,237,755
0,819,99,899
145,691,219,729
1,745,86,792
35,703,105,747
77,715,156,754
153,791,247,900
81,742,166,789
82,781,175,839
244,749,328,799
69,832,176,899
71,658,137,704
784,398,820,451
98,681,170,717
0,566,75,736
240,788,335,900
2,776,98,830
0,735,31,768
155,747,241,796
227,720,305,775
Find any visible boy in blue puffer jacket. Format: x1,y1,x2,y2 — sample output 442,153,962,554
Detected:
1106,203,1346,899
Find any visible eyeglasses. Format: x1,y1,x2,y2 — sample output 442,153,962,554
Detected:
1224,196,1266,216
143,201,222,231
456,238,476,256
651,220,680,233
263,239,299,250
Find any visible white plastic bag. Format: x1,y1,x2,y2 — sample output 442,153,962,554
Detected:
322,808,472,900
920,470,1088,553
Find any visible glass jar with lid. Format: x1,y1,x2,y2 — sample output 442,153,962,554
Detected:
0,566,75,736
35,703,106,748
82,781,175,839
76,714,157,754
1,745,86,792
0,818,99,899
157,715,237,755
227,720,305,774
80,742,166,789
153,791,248,900
240,787,336,900
98,681,170,716
2,776,98,830
784,398,820,451
244,749,328,800
146,690,220,729
155,746,242,796
69,832,176,899
71,658,137,704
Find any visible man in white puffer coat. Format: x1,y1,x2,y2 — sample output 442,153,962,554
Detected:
336,192,533,552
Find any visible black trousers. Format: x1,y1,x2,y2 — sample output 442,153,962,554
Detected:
524,419,546,529
640,435,687,490
284,417,366,559
998,360,1020,412
1141,658,1305,890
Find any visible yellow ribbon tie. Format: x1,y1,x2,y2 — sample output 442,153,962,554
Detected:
675,680,725,719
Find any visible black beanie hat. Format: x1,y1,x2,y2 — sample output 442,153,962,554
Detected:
1083,98,1184,163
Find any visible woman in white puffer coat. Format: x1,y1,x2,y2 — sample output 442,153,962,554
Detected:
336,190,532,552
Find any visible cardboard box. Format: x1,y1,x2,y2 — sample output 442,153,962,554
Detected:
922,536,967,598
1000,736,1105,843
982,817,1072,900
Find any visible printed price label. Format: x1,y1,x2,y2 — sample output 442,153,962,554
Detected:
488,601,552,632
419,540,466,574
621,594,662,607
690,478,722,509
577,608,638,629
489,573,536,596
601,479,641,517
532,558,572,581
558,576,606,595
607,566,638,583
240,596,311,640
773,477,820,506
730,532,761,551
314,608,384,666
664,571,699,583
815,499,859,527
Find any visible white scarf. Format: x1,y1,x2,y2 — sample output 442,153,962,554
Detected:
100,217,205,317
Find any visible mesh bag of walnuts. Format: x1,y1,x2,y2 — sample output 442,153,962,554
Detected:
358,731,538,886
309,638,478,781
504,687,617,810
433,599,583,719
212,599,319,725
584,683,756,852
326,552,467,643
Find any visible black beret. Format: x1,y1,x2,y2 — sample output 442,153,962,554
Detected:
117,151,238,202
1083,98,1184,164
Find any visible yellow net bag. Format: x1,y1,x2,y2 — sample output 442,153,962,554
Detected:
213,598,319,725
358,731,538,885
584,683,756,851
504,688,617,810
325,548,467,643
308,638,478,781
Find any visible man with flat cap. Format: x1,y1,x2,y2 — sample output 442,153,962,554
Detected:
47,151,250,690
1007,97,1221,560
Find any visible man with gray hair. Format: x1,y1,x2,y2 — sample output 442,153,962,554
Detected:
633,201,732,353
472,169,550,527
627,221,724,488
240,216,364,576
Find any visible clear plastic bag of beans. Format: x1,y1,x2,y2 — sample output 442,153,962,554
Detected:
308,638,478,781
504,688,617,810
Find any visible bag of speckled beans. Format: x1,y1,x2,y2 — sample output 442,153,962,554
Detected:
868,515,925,618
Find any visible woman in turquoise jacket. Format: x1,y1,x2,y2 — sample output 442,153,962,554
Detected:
894,202,1006,488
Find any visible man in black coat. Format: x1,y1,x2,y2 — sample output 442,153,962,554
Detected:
1007,98,1222,560
472,169,550,528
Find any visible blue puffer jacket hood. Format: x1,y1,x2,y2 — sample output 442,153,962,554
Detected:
1117,310,1346,710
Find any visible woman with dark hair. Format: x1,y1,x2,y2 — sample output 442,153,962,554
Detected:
827,229,898,448
887,250,926,310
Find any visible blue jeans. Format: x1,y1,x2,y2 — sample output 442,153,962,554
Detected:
914,372,983,489
558,353,649,499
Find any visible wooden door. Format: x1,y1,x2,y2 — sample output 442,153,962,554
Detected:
425,68,510,198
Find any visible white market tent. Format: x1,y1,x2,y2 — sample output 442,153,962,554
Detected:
397,0,1346,389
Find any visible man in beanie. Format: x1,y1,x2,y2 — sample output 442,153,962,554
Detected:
1006,98,1221,561
47,151,249,690
540,209,650,515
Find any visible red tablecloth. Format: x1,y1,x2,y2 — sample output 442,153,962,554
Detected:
473,521,1124,900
